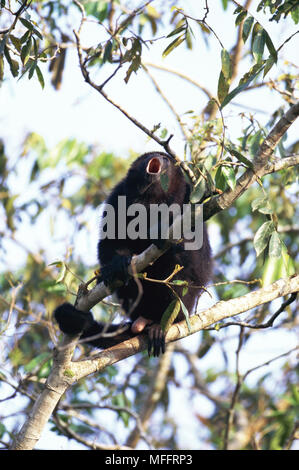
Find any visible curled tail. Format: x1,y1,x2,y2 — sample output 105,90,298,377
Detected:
54,302,134,349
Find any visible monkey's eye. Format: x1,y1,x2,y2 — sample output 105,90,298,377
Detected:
146,157,162,174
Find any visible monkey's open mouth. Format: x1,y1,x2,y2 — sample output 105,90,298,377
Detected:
146,157,162,174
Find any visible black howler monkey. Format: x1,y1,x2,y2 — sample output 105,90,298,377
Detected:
54,152,212,356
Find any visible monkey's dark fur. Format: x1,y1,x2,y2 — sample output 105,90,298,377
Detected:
54,152,212,356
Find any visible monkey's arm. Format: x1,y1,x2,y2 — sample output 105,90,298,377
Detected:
97,238,132,286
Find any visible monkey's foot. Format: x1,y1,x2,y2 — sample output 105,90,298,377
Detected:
131,316,152,334
147,324,166,357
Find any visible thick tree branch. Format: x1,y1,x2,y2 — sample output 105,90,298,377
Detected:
72,275,299,380
11,335,77,450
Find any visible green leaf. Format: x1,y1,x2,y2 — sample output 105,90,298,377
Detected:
291,6,299,24
28,60,37,79
49,261,67,283
103,40,113,63
4,45,19,77
221,0,228,10
215,166,226,191
221,48,232,80
220,63,264,109
235,10,247,26
217,70,230,104
269,231,282,258
252,28,266,63
85,0,109,22
172,280,188,286
162,34,185,58
233,5,243,14
190,177,206,203
24,352,51,373
221,165,236,190
251,196,272,214
262,244,295,287
242,16,254,43
226,147,253,169
112,393,131,427
253,220,274,257
166,24,186,38
124,56,141,83
161,299,181,333
9,34,22,52
263,56,275,78
21,36,32,65
249,129,263,157
35,65,44,88
182,286,188,296
264,29,277,62
32,26,43,41
32,37,38,59
179,299,191,332
20,29,30,44
19,17,33,31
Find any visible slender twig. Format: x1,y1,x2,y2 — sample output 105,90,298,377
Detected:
142,64,190,141
204,103,299,221
0,0,31,35
73,20,197,185
143,62,212,99
175,9,225,49
223,327,245,450
52,413,132,450
210,292,297,331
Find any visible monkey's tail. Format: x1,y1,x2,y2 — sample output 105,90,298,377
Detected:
54,302,134,349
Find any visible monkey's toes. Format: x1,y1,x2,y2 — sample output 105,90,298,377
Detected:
147,324,166,357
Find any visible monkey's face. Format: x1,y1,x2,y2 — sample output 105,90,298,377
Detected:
142,154,171,198
146,155,168,176
126,152,186,206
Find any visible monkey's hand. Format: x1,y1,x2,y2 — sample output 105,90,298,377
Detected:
100,254,132,287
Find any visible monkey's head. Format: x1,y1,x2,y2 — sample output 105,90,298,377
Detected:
126,152,186,203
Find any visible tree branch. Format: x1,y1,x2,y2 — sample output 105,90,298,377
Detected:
11,274,299,449
72,274,299,381
72,14,197,185
11,335,78,450
204,102,299,220
125,343,175,448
